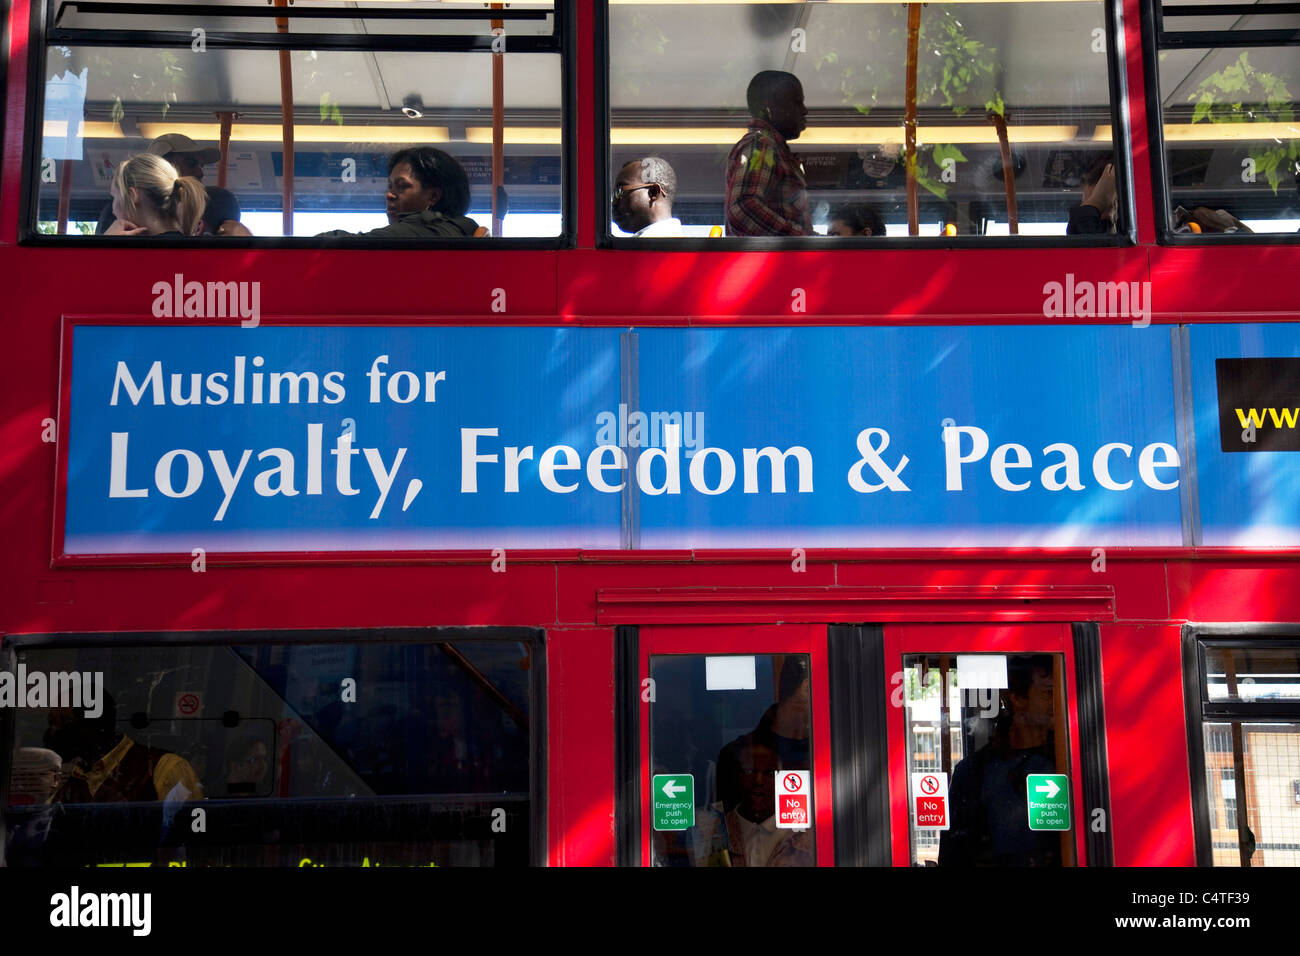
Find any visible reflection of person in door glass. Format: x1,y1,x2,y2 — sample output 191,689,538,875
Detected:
697,742,813,867
938,656,1060,867
716,656,810,812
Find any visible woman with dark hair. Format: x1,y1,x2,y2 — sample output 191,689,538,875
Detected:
318,146,480,238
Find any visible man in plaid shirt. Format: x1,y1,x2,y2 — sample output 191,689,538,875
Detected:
725,71,811,236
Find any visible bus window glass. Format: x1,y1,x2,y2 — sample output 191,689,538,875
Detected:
1154,4,1300,234
648,653,814,866
36,2,561,238
1205,646,1300,702
609,1,1120,238
902,653,1075,866
3,638,535,866
1202,722,1300,866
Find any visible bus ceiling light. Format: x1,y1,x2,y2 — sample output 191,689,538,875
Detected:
612,125,1079,146
138,122,451,144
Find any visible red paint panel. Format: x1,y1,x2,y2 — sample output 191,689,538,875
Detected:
1121,0,1155,244
546,626,616,866
556,560,836,624
1150,247,1300,320
1101,624,1196,866
0,565,560,634
558,248,1150,322
1167,563,1300,622
836,560,1167,622
0,251,559,319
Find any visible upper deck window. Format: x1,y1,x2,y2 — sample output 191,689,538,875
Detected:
32,1,565,240
606,0,1127,242
1149,0,1299,237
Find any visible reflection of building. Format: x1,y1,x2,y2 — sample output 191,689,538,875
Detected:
1206,725,1300,868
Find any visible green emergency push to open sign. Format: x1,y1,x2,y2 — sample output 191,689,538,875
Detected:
652,774,694,831
1026,773,1071,831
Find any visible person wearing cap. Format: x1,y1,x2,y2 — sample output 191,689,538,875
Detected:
146,132,221,181
95,133,224,235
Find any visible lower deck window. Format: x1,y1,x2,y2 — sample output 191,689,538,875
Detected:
3,632,539,867
1191,638,1300,867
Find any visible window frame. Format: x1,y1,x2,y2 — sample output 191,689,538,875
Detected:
597,0,1139,250
19,0,576,248
1141,0,1300,245
1181,624,1300,867
0,625,548,867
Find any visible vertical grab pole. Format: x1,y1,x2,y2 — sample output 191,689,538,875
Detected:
56,160,74,233
491,3,505,238
275,0,295,237
1223,651,1253,867
938,655,952,778
217,111,234,189
988,110,1019,234
904,3,921,236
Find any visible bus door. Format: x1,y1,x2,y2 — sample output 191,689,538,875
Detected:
636,624,832,867
884,623,1088,867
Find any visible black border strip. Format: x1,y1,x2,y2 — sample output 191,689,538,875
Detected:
46,28,561,52
1072,622,1114,867
614,625,639,866
592,0,609,250
828,624,890,867
1163,2,1300,14
1159,30,1300,49
0,625,548,868
596,0,1136,250
58,3,552,23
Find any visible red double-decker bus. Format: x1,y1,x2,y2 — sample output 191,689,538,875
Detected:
1,0,1298,876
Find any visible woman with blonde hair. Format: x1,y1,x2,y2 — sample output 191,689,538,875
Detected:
105,153,206,236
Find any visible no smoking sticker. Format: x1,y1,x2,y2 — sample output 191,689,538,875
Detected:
911,772,949,830
174,691,202,717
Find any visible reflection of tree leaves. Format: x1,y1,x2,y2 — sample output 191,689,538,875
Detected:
811,5,1002,120
110,96,124,123
1189,51,1296,193
319,92,343,126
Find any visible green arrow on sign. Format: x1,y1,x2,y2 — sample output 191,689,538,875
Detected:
652,773,695,831
1026,773,1071,831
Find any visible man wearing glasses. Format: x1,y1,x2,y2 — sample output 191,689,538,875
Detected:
612,157,682,237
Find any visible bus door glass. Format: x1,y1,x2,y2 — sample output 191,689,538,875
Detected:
638,625,831,866
884,623,1086,867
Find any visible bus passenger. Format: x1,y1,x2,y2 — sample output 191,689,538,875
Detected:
1173,204,1254,233
695,742,813,866
103,154,207,237
1066,153,1116,235
612,157,682,236
317,147,479,239
198,186,253,237
938,655,1061,867
44,694,204,804
725,71,811,237
827,202,886,237
96,133,221,234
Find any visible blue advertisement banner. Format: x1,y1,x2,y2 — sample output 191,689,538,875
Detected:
63,324,1187,555
1190,323,1300,546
